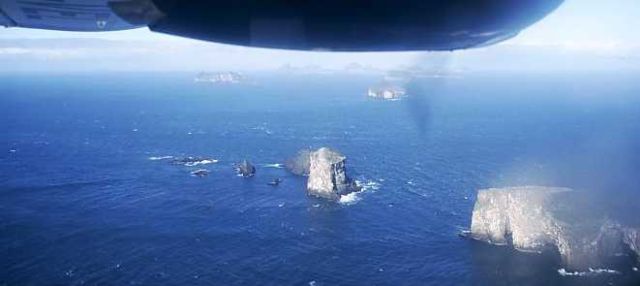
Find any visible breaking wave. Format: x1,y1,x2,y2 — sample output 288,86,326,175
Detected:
356,180,381,191
557,268,621,277
339,179,381,205
263,163,284,169
184,159,218,167
339,192,361,205
148,156,174,161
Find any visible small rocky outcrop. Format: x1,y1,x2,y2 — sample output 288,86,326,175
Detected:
235,160,256,177
267,178,283,186
468,186,640,270
306,147,357,200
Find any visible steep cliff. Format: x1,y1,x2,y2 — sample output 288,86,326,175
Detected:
624,227,640,263
469,186,571,251
469,186,639,270
306,148,352,200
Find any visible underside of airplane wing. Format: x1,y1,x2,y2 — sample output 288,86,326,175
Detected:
0,0,563,51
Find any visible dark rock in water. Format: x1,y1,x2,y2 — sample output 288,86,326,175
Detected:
235,160,256,177
267,178,283,186
349,180,363,193
191,169,209,177
307,147,358,200
285,149,311,176
468,186,640,271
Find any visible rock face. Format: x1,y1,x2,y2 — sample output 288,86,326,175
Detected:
624,227,640,263
235,160,256,177
469,186,639,270
285,149,312,176
306,148,353,200
470,186,571,251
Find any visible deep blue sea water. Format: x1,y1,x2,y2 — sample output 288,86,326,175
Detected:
2,72,640,285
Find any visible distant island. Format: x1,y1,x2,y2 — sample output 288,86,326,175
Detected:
194,72,245,84
367,84,406,100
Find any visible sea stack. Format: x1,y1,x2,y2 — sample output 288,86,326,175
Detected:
307,147,353,200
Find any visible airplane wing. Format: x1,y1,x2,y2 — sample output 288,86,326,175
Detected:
0,0,563,51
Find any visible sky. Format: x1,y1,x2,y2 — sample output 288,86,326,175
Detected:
0,0,638,72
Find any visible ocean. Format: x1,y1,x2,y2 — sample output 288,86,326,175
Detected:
2,71,640,285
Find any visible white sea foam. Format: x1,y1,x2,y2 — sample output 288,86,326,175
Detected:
557,268,621,277
339,192,361,205
356,180,381,191
184,159,219,167
263,163,284,168
339,179,381,205
148,156,174,160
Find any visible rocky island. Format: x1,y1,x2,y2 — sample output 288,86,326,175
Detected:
285,147,360,200
468,186,640,271
367,84,406,100
194,71,245,84
306,148,360,200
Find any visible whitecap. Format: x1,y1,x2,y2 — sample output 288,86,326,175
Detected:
355,179,381,191
184,159,219,167
149,156,174,160
263,163,284,168
557,268,621,277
